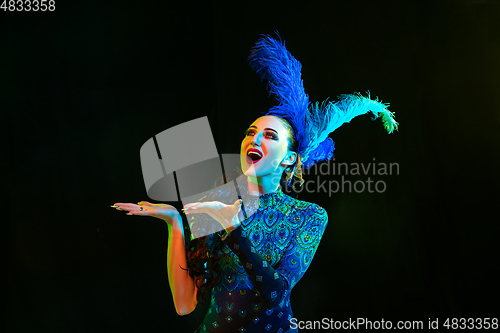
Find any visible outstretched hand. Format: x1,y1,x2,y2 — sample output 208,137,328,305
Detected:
111,201,181,225
183,199,242,233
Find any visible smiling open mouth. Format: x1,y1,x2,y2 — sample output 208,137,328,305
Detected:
246,149,263,164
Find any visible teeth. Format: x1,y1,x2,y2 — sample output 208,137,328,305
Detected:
248,151,262,158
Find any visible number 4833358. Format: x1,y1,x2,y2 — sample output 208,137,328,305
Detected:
1,0,56,11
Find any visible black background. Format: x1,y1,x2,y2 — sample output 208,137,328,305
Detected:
5,0,500,332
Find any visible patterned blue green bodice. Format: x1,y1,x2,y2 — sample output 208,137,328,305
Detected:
197,187,328,333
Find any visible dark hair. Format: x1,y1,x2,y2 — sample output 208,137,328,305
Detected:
274,116,304,199
185,116,304,304
184,233,223,304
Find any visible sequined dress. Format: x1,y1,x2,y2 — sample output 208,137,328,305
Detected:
194,187,328,333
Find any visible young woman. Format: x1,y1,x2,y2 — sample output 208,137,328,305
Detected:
112,34,397,333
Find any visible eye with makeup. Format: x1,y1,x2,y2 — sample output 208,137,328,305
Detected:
244,128,254,137
244,128,279,140
264,130,279,140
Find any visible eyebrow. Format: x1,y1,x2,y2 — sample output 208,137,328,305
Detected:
249,126,279,134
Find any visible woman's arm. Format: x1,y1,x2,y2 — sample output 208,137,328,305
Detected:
112,202,198,315
166,214,198,316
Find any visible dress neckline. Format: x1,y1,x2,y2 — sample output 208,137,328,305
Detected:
245,186,284,199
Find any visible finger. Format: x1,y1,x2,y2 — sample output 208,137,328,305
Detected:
184,202,220,213
183,207,204,215
185,205,225,217
186,207,212,215
187,202,221,210
182,204,193,210
117,203,140,210
126,210,150,216
185,202,202,209
112,203,129,209
138,201,155,206
111,203,129,211
125,205,151,214
183,203,201,212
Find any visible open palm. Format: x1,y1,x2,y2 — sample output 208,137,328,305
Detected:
183,199,242,232
112,201,180,224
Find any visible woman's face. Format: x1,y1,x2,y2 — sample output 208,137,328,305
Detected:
240,115,296,178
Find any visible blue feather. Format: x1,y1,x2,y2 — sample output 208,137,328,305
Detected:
248,34,310,147
248,34,398,169
302,92,398,167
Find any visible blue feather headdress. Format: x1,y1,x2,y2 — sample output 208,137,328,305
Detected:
248,34,398,169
